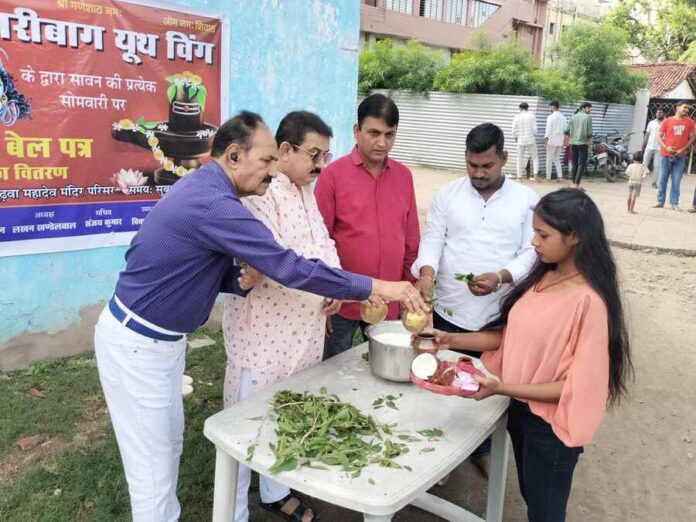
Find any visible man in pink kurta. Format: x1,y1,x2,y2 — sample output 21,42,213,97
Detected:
315,94,420,359
223,112,338,522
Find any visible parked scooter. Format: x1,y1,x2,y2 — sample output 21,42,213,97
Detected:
597,130,634,181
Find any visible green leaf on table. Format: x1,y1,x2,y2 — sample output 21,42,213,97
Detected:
420,447,436,453
368,477,376,485
417,428,444,438
397,434,421,442
247,416,263,421
246,444,257,461
269,455,299,474
319,386,327,395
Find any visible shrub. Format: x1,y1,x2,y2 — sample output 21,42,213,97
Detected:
358,39,444,93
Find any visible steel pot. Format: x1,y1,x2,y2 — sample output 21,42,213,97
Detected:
364,321,414,382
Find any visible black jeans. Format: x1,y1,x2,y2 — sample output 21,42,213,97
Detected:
570,144,588,185
433,311,491,458
507,400,583,522
322,315,368,360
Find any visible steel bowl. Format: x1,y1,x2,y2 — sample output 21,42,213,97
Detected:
364,321,414,382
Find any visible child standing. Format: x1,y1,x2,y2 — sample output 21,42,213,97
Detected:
435,188,632,522
626,151,650,214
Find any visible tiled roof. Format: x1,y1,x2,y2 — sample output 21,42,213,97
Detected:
628,62,696,98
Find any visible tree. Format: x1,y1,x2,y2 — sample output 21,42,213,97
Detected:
550,23,648,103
433,42,582,100
604,0,696,61
358,39,444,93
679,41,696,63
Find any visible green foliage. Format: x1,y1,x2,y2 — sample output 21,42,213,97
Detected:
434,43,536,95
530,69,585,102
604,0,696,61
358,39,444,93
679,40,696,63
432,42,582,101
550,23,649,103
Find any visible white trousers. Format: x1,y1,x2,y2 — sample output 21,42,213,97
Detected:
644,148,662,185
516,143,539,178
546,144,563,180
94,307,187,522
234,368,289,522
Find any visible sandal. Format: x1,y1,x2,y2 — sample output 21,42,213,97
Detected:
259,491,318,522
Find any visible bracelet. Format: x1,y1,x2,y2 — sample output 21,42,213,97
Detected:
495,272,504,291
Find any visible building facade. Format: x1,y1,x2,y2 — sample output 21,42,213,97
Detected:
361,0,548,59
541,0,616,64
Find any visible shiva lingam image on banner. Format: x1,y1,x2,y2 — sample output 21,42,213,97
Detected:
111,71,218,186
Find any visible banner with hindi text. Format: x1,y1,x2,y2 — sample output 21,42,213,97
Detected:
0,0,228,256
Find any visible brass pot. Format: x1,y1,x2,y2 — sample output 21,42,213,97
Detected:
401,309,429,334
360,301,388,325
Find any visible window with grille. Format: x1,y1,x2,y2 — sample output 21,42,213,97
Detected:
419,0,444,20
445,0,468,25
386,0,413,13
472,1,498,27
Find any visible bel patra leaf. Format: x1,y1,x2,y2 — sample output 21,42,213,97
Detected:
270,455,299,474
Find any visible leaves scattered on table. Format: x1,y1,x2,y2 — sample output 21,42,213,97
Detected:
247,388,445,478
372,394,399,410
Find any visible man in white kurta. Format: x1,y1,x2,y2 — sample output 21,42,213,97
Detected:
223,111,339,522
412,123,538,476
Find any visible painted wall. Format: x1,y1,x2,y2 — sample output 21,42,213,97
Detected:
0,0,360,369
665,81,695,100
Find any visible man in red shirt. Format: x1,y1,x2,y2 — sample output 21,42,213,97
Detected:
316,94,420,358
653,101,696,210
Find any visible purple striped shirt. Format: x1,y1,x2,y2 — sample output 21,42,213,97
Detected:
114,161,372,332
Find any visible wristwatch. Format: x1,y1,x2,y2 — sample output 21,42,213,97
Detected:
494,271,504,291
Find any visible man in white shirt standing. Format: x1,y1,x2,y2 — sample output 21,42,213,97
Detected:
643,108,665,188
413,123,539,476
544,100,567,182
511,102,539,181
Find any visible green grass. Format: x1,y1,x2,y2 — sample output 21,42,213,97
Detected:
0,353,102,455
0,329,230,522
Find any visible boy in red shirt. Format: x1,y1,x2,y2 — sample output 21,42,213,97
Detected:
653,101,696,210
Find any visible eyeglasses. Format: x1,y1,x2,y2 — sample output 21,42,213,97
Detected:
293,144,332,165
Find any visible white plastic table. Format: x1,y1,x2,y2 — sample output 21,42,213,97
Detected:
203,345,510,522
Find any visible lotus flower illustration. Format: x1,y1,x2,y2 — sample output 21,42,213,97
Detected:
111,168,148,194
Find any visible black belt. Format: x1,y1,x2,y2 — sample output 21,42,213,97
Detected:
108,297,184,342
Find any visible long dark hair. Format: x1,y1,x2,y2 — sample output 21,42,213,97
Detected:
495,188,633,404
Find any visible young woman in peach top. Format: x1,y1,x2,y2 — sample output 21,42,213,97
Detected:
436,188,633,522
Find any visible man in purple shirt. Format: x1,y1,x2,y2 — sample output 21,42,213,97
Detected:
94,111,427,522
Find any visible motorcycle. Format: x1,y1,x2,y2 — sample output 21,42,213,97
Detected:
587,137,611,180
596,130,634,181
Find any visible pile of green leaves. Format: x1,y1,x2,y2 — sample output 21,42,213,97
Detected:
248,389,443,478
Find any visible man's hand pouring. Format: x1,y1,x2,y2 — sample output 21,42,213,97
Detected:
369,279,430,314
